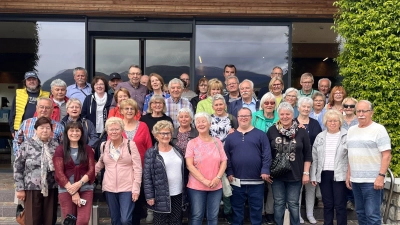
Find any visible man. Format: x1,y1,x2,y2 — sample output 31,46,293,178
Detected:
140,74,149,88
9,71,50,136
12,97,64,155
298,72,318,97
165,78,193,128
180,73,197,100
111,65,148,112
34,79,68,121
223,64,237,95
346,100,391,224
66,67,92,104
258,66,282,99
108,72,122,96
224,75,241,106
228,79,259,118
318,78,331,104
225,107,271,225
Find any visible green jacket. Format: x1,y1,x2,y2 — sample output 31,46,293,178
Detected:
251,110,279,133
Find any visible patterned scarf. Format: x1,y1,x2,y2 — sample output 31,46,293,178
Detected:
276,119,298,139
199,94,207,100
33,135,54,197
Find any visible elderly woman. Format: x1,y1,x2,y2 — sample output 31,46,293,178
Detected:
140,95,174,145
61,98,99,149
53,121,95,225
283,87,299,118
108,88,141,120
190,77,208,113
341,97,358,130
210,94,238,142
95,117,142,225
310,92,327,130
14,117,59,225
142,73,170,115
252,92,279,133
171,108,199,155
196,78,224,114
143,120,188,225
186,112,227,225
266,102,312,225
296,97,322,224
269,77,285,107
326,86,347,113
34,79,69,121
310,110,348,225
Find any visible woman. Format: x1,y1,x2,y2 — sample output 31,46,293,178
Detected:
108,88,141,120
296,97,322,224
269,77,285,107
14,117,59,225
190,77,208,113
143,120,188,225
326,86,347,113
140,95,174,145
310,110,348,225
252,92,279,133
196,78,223,114
341,97,358,130
61,98,99,149
266,102,312,225
95,117,142,225
142,73,170,115
185,112,227,225
283,87,299,118
210,94,238,142
53,121,95,225
309,92,327,130
171,108,199,155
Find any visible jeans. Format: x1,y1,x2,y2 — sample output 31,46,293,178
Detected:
351,182,383,225
231,183,264,225
187,188,222,225
105,191,135,225
271,179,302,225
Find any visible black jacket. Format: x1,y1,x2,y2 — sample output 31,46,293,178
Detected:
143,143,189,213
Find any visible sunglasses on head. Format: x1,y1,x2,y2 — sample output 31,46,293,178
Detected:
343,104,355,108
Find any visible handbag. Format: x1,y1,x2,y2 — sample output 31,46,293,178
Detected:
63,214,77,225
16,204,25,225
270,154,291,178
212,138,232,197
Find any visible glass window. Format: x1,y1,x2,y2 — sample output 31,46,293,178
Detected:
195,25,289,90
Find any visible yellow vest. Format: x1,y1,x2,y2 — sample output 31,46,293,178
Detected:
14,88,50,130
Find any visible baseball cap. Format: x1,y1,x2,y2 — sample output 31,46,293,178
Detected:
109,73,121,80
24,71,39,79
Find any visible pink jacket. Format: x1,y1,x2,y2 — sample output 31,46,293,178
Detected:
95,138,142,194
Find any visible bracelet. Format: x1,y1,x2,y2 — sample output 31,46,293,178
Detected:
216,175,222,180
80,180,84,186
378,173,386,177
303,172,310,175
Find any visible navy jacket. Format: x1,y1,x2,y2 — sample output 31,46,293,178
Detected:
60,115,99,148
81,93,112,132
143,143,189,213
223,93,241,108
228,98,260,118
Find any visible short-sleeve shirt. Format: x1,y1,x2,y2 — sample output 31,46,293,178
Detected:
185,137,227,191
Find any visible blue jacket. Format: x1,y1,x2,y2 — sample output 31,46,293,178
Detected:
60,115,99,148
143,143,189,213
81,93,112,132
228,98,260,118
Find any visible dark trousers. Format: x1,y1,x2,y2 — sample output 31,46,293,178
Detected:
319,171,347,225
25,188,58,225
132,181,146,225
153,194,183,225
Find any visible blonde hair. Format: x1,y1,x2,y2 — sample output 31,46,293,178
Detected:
119,99,139,116
268,77,284,92
323,109,344,127
152,120,174,137
207,78,224,96
105,117,125,131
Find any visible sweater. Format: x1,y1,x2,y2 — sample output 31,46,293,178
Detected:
139,113,174,145
121,121,153,165
196,97,214,114
295,117,322,146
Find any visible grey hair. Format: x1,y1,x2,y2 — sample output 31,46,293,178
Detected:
239,79,254,90
312,92,326,102
177,107,194,121
259,92,276,110
147,95,167,114
283,87,298,99
36,97,53,106
50,79,67,89
168,78,184,90
277,102,294,115
297,97,313,107
212,94,226,105
356,100,374,110
105,117,125,131
73,67,87,76
318,78,332,88
226,75,239,83
194,112,212,125
66,98,82,109
323,109,344,127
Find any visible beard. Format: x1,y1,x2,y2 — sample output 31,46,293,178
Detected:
26,84,40,93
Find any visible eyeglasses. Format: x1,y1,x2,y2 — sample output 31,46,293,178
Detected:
128,72,141,76
94,83,105,87
356,110,372,114
286,95,297,99
158,132,171,137
301,81,313,84
38,105,52,110
238,115,251,118
334,92,343,96
108,128,121,132
199,84,207,87
68,106,80,109
263,101,275,105
343,104,355,108
327,120,339,123
271,72,283,75
151,102,163,105
123,108,135,111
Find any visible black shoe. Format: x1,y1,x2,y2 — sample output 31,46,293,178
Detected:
264,214,275,225
224,213,232,224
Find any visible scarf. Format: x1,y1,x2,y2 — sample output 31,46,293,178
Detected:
32,135,54,197
94,92,107,107
276,119,298,139
199,94,207,100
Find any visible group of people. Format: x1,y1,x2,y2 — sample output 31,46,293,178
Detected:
11,64,391,225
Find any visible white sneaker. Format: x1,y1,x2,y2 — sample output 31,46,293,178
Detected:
300,216,304,224
146,210,153,223
307,215,317,224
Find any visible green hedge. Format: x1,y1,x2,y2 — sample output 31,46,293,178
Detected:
333,0,400,176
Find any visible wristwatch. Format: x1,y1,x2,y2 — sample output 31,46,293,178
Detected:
378,173,386,177
303,172,310,176
216,175,222,180
80,180,85,186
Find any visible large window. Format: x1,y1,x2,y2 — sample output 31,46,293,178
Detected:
195,25,289,89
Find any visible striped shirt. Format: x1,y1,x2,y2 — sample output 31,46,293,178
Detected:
323,131,340,171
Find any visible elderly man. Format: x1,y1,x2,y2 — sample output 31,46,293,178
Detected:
228,79,260,118
111,65,148,112
180,73,197,100
9,71,50,136
108,72,122,96
66,67,92,104
224,75,241,106
257,66,282,99
346,100,391,224
165,78,193,128
318,78,331,104
34,79,68,122
140,74,149,88
12,97,64,155
298,72,318,97
225,107,271,225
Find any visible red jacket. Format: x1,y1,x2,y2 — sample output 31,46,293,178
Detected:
122,121,152,166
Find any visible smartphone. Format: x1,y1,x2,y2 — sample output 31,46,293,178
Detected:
80,198,87,205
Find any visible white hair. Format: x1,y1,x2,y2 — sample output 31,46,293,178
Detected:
318,78,332,88
277,102,294,114
239,79,254,90
50,79,67,89
168,78,184,90
177,107,194,121
194,112,212,125
297,97,313,107
259,92,276,110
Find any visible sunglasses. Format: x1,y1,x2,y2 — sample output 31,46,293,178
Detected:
263,101,276,105
343,104,355,108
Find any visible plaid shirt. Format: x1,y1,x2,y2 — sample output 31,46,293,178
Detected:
12,117,64,155
165,97,193,128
